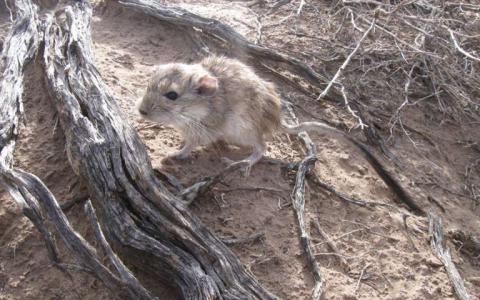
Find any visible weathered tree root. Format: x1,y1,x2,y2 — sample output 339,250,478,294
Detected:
41,1,276,299
284,104,325,299
1,4,155,298
84,200,156,299
429,213,472,300
0,0,61,267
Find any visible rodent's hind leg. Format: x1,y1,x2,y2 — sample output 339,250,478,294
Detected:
223,141,266,177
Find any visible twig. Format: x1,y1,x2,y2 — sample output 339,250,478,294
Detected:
318,17,376,100
4,0,14,22
221,232,266,245
357,15,440,57
429,213,472,300
402,214,419,252
343,0,387,6
284,103,325,299
307,175,398,210
388,63,417,141
254,14,263,44
339,84,367,130
354,263,370,294
296,0,305,15
347,9,364,32
448,29,480,63
313,219,350,271
179,160,248,204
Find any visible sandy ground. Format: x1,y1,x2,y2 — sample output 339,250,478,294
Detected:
0,1,479,299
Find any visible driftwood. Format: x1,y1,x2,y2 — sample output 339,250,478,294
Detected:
40,1,276,299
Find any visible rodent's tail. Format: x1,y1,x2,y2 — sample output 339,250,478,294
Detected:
280,120,425,215
280,120,344,136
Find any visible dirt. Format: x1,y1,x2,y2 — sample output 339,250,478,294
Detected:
1,1,479,299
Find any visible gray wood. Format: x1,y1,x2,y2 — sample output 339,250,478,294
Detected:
0,0,61,267
429,213,472,300
41,1,276,299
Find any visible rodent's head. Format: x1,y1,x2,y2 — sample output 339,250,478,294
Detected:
136,63,218,128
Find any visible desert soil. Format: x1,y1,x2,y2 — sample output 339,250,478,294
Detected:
0,1,479,299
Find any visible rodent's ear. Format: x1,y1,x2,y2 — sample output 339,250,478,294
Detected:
197,74,218,96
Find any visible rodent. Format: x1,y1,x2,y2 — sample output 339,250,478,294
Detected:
136,56,360,167
137,56,282,167
136,56,422,214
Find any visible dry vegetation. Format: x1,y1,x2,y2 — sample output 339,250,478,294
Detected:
0,0,479,299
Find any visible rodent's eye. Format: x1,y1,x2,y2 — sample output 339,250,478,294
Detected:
164,91,178,101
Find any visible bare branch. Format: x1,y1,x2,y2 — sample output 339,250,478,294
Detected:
429,213,472,300
318,17,376,100
284,103,325,300
448,29,480,63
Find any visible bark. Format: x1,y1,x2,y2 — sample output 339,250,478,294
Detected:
0,0,61,266
41,1,276,299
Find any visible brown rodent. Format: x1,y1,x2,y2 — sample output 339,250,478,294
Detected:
136,56,421,213
137,57,368,170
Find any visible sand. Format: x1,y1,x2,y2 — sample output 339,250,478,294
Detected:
0,1,478,299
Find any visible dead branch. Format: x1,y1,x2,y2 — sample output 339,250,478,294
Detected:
448,29,480,63
1,8,164,297
0,6,140,292
179,160,248,204
339,84,367,130
318,17,376,100
284,103,325,299
429,213,472,300
221,232,266,246
313,219,350,272
354,263,370,294
307,175,397,210
0,0,61,268
296,0,305,15
14,169,150,299
152,169,185,192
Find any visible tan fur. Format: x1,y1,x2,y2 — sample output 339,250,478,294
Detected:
137,56,281,166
